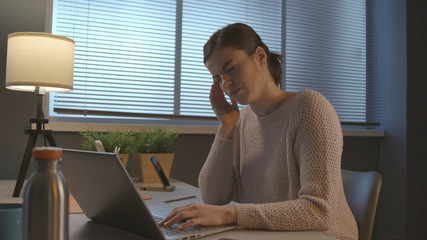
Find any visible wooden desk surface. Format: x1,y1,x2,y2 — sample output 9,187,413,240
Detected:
0,179,336,240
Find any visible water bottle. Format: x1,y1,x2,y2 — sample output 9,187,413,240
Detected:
23,147,69,240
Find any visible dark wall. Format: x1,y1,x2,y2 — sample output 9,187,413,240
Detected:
405,0,427,238
376,0,408,239
341,136,382,171
375,0,427,239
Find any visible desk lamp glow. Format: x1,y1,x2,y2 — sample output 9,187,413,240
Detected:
5,32,75,197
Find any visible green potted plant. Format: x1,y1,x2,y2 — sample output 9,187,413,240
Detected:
81,129,135,166
134,126,179,183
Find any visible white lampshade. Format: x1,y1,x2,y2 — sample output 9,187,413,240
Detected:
5,32,75,93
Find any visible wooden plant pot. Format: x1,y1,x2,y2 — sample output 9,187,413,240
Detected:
118,153,129,167
139,153,174,183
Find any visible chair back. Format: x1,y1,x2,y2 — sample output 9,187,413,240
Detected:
342,169,382,240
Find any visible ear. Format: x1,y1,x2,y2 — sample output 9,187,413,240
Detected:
254,46,267,66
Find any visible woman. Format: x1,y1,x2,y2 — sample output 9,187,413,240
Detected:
160,23,358,240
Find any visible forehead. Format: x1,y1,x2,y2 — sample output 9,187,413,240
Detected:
205,46,246,74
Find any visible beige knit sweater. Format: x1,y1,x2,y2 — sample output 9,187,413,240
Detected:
199,90,358,240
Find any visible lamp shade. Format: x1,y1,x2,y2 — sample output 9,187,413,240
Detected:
5,32,74,93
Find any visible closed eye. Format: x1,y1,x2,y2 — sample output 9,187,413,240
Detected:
212,66,235,83
226,66,235,73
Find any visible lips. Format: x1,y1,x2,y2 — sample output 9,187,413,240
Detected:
229,88,241,97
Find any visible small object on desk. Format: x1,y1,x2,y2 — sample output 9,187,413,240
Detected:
164,195,196,203
24,147,68,239
140,184,176,192
150,156,172,187
141,195,152,200
0,203,23,240
139,156,176,192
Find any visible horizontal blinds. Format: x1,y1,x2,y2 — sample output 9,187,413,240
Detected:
50,0,177,116
366,0,381,124
179,0,282,117
51,0,282,119
284,0,370,123
50,0,378,124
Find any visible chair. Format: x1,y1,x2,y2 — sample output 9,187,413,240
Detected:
342,169,382,240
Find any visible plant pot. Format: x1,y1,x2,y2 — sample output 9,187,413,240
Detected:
118,154,129,167
139,153,174,183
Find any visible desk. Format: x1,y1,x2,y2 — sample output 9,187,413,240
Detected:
0,179,336,240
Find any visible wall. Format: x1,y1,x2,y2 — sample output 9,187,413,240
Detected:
405,0,427,238
375,0,408,239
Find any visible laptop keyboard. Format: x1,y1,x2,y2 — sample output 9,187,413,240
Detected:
153,215,202,236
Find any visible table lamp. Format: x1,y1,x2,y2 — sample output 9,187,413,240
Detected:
5,32,75,197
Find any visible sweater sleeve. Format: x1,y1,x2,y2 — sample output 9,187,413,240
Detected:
198,125,239,205
235,92,344,232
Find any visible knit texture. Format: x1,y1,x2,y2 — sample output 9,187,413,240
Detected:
199,90,358,240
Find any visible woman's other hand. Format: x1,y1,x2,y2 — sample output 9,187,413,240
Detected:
210,82,239,139
159,203,236,230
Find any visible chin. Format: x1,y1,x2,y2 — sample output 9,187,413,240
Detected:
233,96,249,105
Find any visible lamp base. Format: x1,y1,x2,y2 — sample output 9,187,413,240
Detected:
12,95,57,198
12,119,57,197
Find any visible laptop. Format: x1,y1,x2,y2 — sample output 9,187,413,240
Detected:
60,149,235,240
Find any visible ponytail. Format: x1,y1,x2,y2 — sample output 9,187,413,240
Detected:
268,52,283,88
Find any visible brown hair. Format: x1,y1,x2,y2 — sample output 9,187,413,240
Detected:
203,23,283,87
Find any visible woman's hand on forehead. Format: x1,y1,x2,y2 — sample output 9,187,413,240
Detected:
210,82,239,138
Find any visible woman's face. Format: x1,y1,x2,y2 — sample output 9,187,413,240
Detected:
205,46,266,105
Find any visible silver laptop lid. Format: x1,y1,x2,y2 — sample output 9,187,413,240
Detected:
60,149,165,240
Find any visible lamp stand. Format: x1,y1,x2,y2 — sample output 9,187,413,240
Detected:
13,93,57,197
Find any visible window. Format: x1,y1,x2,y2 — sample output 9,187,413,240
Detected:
50,0,378,126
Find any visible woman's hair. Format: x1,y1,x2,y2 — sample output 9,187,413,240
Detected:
203,23,283,87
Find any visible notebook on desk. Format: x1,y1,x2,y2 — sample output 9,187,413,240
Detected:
60,149,234,240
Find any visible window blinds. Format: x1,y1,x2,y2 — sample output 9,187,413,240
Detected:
284,0,378,124
50,0,282,120
51,0,177,117
180,0,282,117
50,0,378,125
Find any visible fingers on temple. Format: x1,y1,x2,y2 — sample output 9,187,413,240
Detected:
210,83,219,99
